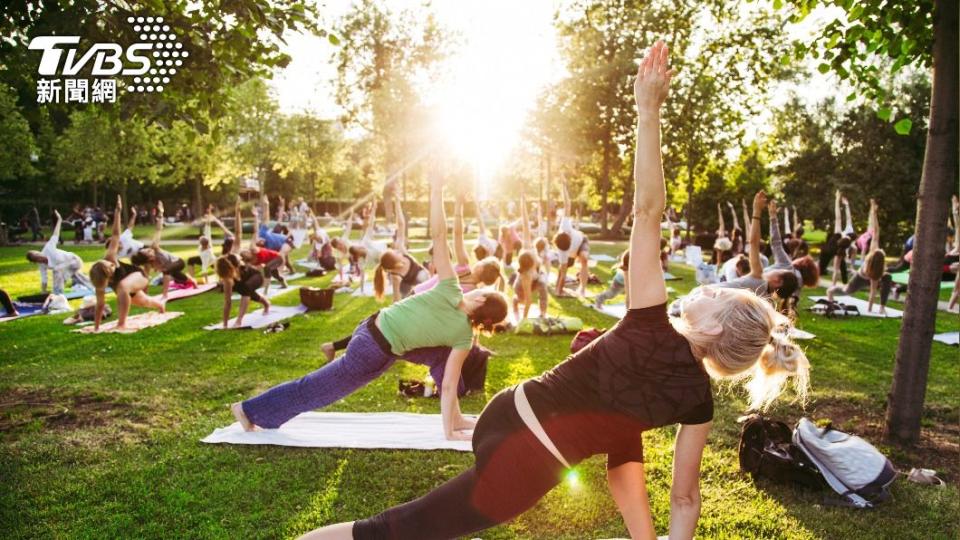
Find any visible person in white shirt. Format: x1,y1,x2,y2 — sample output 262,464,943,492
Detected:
117,206,145,259
552,181,590,296
26,210,93,294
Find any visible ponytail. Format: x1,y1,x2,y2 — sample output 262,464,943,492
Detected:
745,332,810,411
373,263,386,300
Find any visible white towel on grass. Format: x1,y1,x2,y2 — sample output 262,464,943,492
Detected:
204,305,307,330
201,412,473,451
933,332,959,346
232,285,301,301
809,296,904,318
351,281,392,297
589,254,617,263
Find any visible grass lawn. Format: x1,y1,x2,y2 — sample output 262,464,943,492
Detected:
0,234,957,539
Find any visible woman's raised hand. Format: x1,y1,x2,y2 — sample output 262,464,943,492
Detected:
633,40,674,112
752,191,767,215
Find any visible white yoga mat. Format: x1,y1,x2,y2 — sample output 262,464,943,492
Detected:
508,302,548,323
202,412,473,451
74,311,183,334
204,304,308,330
279,272,306,282
232,285,301,301
590,254,617,263
351,281,393,297
595,303,627,319
809,296,904,318
933,332,959,346
788,328,816,340
296,259,323,270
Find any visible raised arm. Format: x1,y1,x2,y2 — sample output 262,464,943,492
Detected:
106,195,122,262
742,199,751,238
127,205,137,231
453,194,469,266
628,40,673,310
50,209,63,242
869,199,880,252
429,171,455,280
251,201,262,249
767,199,791,267
783,205,791,236
560,175,572,217
475,197,488,239
520,190,532,248
261,195,271,224
834,191,842,234
394,190,407,252
727,201,739,233
363,200,378,241
233,198,243,252
341,211,354,242
716,203,726,236
843,196,853,232
151,201,164,248
747,192,766,278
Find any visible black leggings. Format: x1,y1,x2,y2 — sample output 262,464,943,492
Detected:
164,259,191,284
828,272,893,305
264,257,286,283
0,289,15,315
353,388,564,540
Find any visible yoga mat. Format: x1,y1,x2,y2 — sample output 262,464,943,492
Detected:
0,303,46,322
74,311,183,334
166,282,218,302
277,272,306,282
204,304,307,330
508,302,549,323
296,259,323,270
933,332,959,346
202,412,473,451
594,303,627,319
589,254,617,263
890,271,955,289
18,288,98,303
788,328,816,340
232,285,301,301
351,281,393,297
808,296,904,318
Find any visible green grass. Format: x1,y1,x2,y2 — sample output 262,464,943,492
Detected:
0,236,957,539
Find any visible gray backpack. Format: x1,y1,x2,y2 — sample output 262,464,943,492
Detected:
792,417,897,508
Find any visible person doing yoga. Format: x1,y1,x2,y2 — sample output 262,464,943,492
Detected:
130,202,197,299
25,209,94,295
819,191,854,285
512,190,550,320
714,193,800,307
473,198,502,261
320,192,504,361
186,209,220,279
116,205,145,259
827,199,892,315
216,199,271,329
257,195,295,273
553,178,591,297
298,41,809,540
89,196,166,331
232,173,508,440
241,202,289,294
373,193,429,301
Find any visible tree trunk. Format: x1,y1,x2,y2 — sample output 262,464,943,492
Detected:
883,0,958,446
609,173,633,238
192,176,203,219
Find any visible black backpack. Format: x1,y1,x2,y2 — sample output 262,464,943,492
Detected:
738,414,825,490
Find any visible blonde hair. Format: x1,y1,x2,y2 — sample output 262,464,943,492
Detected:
671,288,810,411
89,260,116,290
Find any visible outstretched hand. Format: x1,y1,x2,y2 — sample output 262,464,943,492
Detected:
116,194,123,210
767,199,778,215
752,191,767,214
633,40,674,112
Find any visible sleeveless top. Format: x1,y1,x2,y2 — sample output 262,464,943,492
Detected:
523,302,713,468
109,261,146,290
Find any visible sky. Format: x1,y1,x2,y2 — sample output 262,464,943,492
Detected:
268,1,852,183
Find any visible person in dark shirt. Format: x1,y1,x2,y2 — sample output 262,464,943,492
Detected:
298,41,810,540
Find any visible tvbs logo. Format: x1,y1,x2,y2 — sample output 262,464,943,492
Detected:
28,16,187,104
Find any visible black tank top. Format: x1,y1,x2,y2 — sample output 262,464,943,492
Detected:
109,261,146,290
400,254,424,285
524,302,713,468
233,265,264,297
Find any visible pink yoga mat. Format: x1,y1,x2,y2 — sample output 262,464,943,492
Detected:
74,311,183,334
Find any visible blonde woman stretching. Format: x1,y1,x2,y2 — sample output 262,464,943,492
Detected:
298,40,809,540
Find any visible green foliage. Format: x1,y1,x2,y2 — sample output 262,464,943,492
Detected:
0,84,38,182
778,0,934,133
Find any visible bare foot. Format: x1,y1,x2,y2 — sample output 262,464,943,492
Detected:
158,300,167,313
231,402,256,432
321,342,335,361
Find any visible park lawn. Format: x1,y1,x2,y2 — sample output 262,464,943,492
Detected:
0,237,958,539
